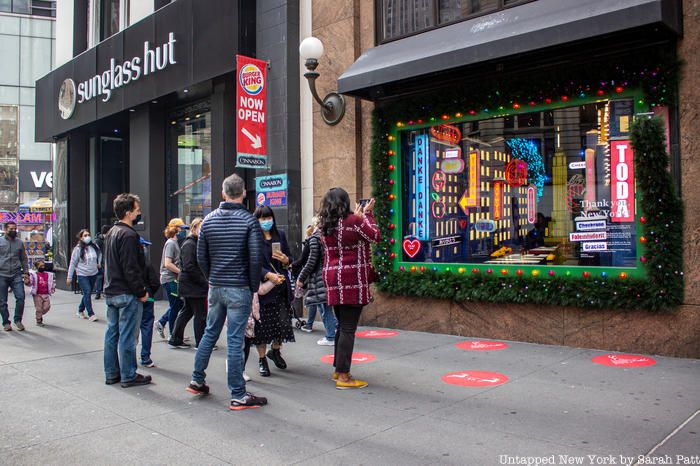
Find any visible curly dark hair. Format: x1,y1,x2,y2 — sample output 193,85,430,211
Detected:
319,187,351,236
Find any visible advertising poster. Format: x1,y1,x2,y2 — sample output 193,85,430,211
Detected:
255,174,287,207
236,55,268,168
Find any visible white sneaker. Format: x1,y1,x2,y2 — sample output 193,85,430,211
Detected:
243,372,251,382
301,326,313,333
89,315,98,322
77,311,87,319
317,338,334,346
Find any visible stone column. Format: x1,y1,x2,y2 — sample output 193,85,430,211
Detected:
678,0,700,305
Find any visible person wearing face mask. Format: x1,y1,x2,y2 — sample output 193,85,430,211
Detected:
251,205,296,377
0,221,29,331
67,229,102,322
155,218,187,342
103,193,152,388
28,259,55,326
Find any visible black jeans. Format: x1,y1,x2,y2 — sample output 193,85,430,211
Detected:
169,297,207,347
333,304,363,374
243,337,253,369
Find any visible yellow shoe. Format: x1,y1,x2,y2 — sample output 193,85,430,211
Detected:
336,379,368,390
331,372,351,381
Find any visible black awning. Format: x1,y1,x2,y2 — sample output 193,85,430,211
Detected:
338,0,681,100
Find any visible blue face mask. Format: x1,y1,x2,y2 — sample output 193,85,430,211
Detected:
260,220,274,232
177,230,187,240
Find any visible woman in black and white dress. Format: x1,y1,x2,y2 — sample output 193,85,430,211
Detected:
252,206,295,377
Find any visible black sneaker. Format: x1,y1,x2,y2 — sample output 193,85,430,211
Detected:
120,373,152,388
186,381,210,395
266,349,287,369
105,376,121,385
168,341,191,349
258,357,270,377
230,393,267,411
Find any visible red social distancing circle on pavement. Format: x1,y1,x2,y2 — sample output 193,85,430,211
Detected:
356,330,399,339
441,371,509,387
455,340,508,351
320,353,376,365
592,354,657,367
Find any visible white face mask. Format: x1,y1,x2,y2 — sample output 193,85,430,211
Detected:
82,236,92,244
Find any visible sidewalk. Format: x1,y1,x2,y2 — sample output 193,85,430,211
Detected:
0,290,698,465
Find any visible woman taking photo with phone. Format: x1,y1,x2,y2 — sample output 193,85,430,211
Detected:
319,188,380,389
252,205,295,377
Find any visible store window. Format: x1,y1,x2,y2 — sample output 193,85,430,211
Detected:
0,105,19,211
168,104,212,224
52,138,68,270
398,99,639,270
379,0,535,42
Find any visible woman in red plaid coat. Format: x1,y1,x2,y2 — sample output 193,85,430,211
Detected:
319,187,380,390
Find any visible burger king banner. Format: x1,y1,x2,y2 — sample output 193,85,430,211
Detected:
236,55,268,168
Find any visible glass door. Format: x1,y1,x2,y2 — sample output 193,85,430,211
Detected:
167,102,212,224
90,136,128,235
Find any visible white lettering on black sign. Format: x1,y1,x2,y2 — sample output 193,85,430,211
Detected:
76,32,176,103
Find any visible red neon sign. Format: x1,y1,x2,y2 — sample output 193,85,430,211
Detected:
493,181,504,220
430,124,462,145
505,159,528,187
611,140,635,222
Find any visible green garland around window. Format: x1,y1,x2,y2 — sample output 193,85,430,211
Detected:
369,58,684,311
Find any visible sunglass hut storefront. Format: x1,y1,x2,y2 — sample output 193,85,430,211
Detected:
336,0,697,357
33,0,301,280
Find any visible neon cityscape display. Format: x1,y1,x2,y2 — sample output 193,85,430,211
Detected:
398,98,640,272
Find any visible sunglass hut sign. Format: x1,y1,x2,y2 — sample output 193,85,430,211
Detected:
59,33,177,117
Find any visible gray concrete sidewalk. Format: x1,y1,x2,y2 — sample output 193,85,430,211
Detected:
0,290,698,466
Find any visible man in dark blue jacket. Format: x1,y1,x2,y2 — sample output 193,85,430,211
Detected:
187,173,267,410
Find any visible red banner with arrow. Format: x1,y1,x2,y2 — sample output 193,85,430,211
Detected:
236,55,267,168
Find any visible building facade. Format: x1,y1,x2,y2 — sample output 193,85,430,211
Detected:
35,0,301,275
0,1,55,267
36,0,700,357
306,0,700,357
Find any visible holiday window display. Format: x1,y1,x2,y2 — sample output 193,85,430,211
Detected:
370,55,683,310
399,99,639,272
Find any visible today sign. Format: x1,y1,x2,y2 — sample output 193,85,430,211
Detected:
236,55,268,168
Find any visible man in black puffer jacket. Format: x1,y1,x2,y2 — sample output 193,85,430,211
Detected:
187,174,267,411
296,221,337,346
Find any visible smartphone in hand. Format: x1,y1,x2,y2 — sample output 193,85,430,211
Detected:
358,198,370,208
272,242,281,255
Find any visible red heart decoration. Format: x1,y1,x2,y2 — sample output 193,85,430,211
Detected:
403,239,421,258
459,219,467,230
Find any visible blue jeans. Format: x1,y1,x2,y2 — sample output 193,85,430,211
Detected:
94,270,104,295
77,274,98,317
104,294,143,382
158,281,182,333
0,274,25,325
306,303,337,340
140,300,155,364
192,287,252,400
